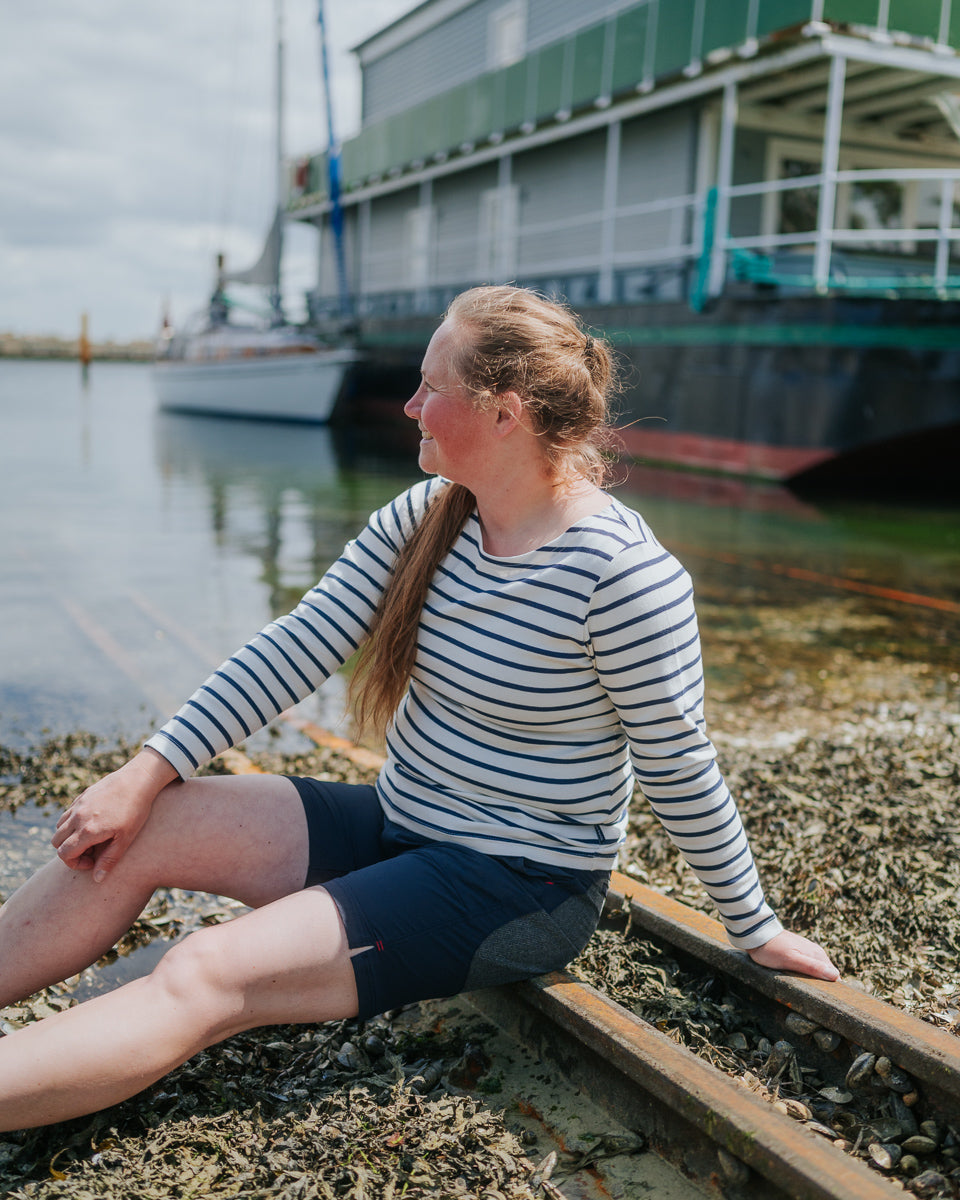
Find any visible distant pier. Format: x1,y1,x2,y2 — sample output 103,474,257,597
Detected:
0,331,153,362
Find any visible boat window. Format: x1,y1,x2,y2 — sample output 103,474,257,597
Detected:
778,157,821,237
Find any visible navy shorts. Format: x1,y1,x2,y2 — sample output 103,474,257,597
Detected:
286,776,610,1021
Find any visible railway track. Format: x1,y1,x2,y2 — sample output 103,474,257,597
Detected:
225,729,960,1200
471,873,960,1199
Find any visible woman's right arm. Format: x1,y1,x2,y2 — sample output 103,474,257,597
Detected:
50,746,179,881
49,480,444,882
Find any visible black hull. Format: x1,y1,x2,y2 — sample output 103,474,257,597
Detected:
332,292,960,491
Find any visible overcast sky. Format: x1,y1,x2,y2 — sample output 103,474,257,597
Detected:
0,0,411,342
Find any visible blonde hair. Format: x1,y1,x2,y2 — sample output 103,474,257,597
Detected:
351,286,618,737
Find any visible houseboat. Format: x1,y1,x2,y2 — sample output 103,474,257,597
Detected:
289,0,960,487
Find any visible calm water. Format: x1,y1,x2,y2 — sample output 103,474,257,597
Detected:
3,359,959,752
4,358,960,743
1,358,959,887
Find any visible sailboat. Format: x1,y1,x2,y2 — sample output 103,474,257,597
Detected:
153,1,356,424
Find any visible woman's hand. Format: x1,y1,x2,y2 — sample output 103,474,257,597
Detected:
747,930,840,981
51,748,179,881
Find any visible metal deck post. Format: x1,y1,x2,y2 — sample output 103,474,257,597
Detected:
814,53,846,293
599,120,622,304
935,177,953,291
708,80,737,298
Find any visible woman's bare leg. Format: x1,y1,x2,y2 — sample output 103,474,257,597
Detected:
0,774,312,1007
0,884,359,1130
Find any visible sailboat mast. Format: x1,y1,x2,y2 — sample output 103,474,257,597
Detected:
271,0,286,323
317,0,352,319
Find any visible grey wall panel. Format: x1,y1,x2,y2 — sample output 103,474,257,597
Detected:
513,132,606,270
434,163,500,282
614,105,697,256
364,190,420,290
364,2,493,122
514,131,605,225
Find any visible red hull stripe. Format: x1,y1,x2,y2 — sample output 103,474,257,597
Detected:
616,426,835,481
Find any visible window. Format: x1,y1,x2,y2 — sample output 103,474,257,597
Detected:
489,0,527,70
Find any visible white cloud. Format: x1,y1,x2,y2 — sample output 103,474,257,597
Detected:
0,0,411,341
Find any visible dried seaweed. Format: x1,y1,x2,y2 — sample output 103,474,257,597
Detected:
0,1012,551,1198
623,704,960,1023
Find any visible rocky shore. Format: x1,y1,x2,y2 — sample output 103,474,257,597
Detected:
0,664,957,1195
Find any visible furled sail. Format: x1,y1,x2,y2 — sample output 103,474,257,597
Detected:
221,207,283,289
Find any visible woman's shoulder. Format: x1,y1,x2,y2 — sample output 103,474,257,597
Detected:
583,498,691,591
368,476,450,540
571,496,668,560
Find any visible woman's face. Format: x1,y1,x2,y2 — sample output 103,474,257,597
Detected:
404,321,492,483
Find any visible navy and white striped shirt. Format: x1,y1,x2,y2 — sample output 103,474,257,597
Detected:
147,478,782,949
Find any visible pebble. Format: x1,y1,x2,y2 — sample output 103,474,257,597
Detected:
725,1032,749,1051
408,1063,441,1093
875,1055,914,1094
782,1099,813,1121
764,1040,795,1074
363,1034,386,1058
919,1121,941,1145
845,1051,876,1089
900,1155,920,1175
891,1093,920,1136
867,1118,904,1142
909,1171,949,1198
813,1029,842,1053
336,1042,362,1070
901,1136,937,1156
784,1012,820,1037
868,1142,902,1170
902,1089,920,1107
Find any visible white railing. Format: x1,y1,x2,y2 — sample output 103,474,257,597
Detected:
720,167,960,292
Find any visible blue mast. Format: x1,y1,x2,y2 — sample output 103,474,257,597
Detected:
317,1,353,320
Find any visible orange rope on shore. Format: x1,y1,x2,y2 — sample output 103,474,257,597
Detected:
672,544,960,615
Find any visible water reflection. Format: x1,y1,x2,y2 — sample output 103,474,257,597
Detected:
154,412,418,617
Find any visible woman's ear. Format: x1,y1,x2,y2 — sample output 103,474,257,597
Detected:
493,391,524,435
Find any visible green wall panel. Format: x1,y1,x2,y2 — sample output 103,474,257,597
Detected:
502,60,529,131
413,95,447,162
756,0,814,37
702,0,751,55
443,83,471,150
340,139,363,188
654,0,697,77
822,0,880,24
571,24,606,109
466,74,503,142
888,0,942,40
611,5,649,95
534,42,566,119
309,154,326,195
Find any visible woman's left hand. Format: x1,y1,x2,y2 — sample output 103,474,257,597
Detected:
747,930,840,981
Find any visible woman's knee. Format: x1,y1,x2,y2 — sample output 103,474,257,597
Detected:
149,925,247,1037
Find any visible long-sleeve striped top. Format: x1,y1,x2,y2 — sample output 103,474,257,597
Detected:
146,477,782,950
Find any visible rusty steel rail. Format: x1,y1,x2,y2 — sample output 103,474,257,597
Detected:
472,972,894,1200
605,872,960,1122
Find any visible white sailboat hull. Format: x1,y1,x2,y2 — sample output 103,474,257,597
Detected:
152,346,356,423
